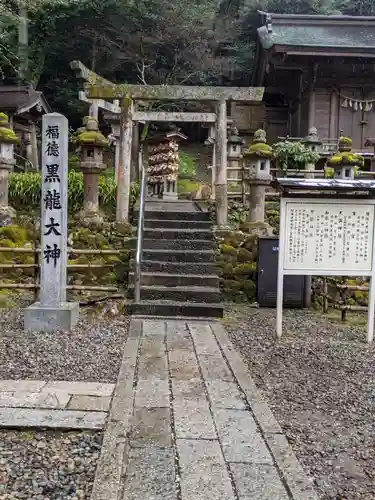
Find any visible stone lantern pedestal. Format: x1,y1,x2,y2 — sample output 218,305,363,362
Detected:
243,130,274,234
302,126,322,178
0,113,19,223
76,117,108,222
227,124,244,182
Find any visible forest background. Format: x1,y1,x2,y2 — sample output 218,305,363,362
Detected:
0,0,372,129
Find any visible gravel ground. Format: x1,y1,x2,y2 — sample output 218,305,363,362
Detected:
1,430,102,499
0,305,130,382
223,305,375,500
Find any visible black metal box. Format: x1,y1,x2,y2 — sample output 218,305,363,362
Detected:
257,237,305,308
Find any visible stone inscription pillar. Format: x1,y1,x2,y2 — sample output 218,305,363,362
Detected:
24,113,79,332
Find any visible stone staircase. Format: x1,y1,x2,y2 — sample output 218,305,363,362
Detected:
130,200,223,318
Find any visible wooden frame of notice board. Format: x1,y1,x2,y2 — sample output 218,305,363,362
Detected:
275,178,375,343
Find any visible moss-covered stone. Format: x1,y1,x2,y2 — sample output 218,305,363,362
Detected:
0,127,19,144
0,290,18,308
220,230,246,248
220,244,237,255
0,113,19,144
76,116,109,147
215,227,258,302
265,209,280,232
221,263,235,278
338,136,352,149
240,221,273,237
0,112,8,125
327,136,364,169
242,235,258,253
0,217,131,290
113,221,133,236
243,129,273,158
178,179,202,199
241,279,256,299
327,151,364,167
71,228,110,249
238,247,254,263
244,142,273,158
76,130,109,147
233,263,256,275
0,226,29,244
222,279,242,292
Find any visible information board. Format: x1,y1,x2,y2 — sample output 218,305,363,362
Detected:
284,202,375,273
277,197,375,343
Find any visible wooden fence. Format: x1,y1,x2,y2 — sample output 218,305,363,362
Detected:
0,247,123,300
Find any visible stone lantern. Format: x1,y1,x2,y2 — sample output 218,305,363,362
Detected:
302,126,322,178
76,117,109,218
326,136,364,180
243,129,273,224
0,112,19,222
227,124,245,184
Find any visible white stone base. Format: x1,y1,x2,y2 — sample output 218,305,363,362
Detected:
162,191,178,200
24,302,79,332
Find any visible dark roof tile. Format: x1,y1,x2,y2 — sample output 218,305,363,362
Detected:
258,14,375,51
0,86,50,114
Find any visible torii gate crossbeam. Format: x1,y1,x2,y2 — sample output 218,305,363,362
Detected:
70,60,264,224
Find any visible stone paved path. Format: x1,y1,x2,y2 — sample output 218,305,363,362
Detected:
91,319,319,500
0,381,114,429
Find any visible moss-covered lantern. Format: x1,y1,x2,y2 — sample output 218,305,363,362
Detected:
243,129,274,226
0,112,19,220
327,136,364,180
76,117,109,216
243,129,273,182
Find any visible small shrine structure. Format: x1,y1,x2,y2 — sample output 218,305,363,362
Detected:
0,85,50,170
147,130,186,200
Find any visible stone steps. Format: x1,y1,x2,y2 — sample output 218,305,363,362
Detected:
134,210,210,222
131,301,223,318
142,249,216,263
143,238,214,251
130,259,218,275
143,228,213,241
144,219,212,230
131,285,221,303
131,199,223,318
129,271,220,288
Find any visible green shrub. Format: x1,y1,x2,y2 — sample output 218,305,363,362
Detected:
0,226,29,244
9,172,140,215
178,178,201,196
68,154,80,170
220,244,237,255
179,151,197,179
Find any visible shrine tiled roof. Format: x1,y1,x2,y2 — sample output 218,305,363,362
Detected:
0,86,51,115
257,12,375,52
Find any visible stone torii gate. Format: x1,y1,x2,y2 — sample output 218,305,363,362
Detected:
71,60,264,225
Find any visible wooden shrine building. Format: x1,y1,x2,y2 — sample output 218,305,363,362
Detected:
0,85,51,170
251,12,375,152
